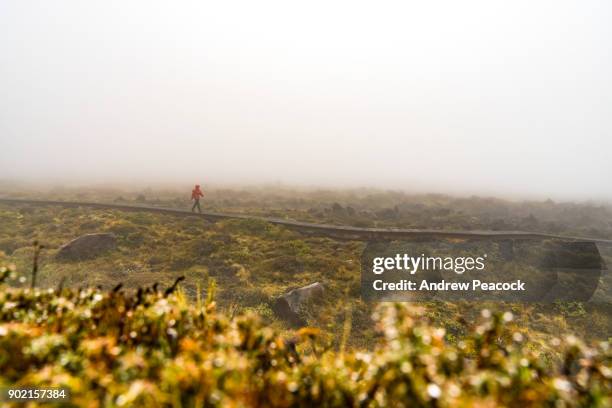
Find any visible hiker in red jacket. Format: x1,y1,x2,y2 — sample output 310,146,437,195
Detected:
191,184,204,213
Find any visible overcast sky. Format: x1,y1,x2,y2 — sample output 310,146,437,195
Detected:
0,1,610,200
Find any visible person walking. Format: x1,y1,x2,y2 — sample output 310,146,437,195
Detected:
191,184,204,213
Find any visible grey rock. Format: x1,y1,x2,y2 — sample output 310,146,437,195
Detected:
272,282,324,326
56,233,117,261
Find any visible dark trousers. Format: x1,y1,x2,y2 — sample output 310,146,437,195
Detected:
192,199,201,213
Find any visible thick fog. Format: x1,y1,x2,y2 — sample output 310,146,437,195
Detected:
1,1,611,200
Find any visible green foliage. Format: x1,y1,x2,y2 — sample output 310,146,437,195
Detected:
554,301,587,318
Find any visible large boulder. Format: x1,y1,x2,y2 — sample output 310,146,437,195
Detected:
272,282,324,326
56,233,117,261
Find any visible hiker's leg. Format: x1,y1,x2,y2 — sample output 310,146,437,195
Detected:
192,200,197,212
196,200,202,213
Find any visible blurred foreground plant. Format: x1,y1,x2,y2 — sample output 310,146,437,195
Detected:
0,262,610,407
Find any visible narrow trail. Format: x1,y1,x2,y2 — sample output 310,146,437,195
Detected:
2,197,612,244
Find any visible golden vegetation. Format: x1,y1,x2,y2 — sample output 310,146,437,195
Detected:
0,264,610,407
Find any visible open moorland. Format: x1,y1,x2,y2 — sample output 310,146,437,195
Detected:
0,186,610,351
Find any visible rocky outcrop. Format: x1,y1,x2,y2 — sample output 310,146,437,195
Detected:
56,233,117,261
272,282,324,326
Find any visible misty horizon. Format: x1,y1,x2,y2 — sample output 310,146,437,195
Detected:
1,1,611,201
2,178,611,206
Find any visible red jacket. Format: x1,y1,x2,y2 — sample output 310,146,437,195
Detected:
191,187,203,200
